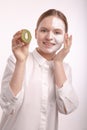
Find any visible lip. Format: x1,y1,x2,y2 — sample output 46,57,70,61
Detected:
43,42,55,48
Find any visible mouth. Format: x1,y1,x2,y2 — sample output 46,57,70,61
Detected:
43,42,56,48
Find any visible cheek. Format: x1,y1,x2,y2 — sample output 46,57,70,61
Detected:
55,34,64,44
55,43,62,50
36,32,44,41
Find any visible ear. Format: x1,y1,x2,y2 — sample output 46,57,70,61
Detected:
35,29,37,39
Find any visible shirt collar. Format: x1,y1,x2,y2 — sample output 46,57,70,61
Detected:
32,48,47,66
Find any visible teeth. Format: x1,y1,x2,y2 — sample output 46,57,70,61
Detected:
43,42,55,45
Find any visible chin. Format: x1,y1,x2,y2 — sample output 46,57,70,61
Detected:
43,49,57,54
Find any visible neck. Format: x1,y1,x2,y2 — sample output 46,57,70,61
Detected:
36,48,55,60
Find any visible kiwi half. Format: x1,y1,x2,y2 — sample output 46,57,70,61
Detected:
21,29,32,44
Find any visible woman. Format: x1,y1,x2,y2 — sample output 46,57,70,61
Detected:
0,9,78,130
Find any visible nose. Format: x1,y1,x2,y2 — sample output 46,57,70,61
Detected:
46,32,53,40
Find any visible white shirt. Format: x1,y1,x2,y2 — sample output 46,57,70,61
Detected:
0,49,78,130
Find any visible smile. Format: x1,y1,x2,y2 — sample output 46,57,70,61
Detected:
43,42,55,47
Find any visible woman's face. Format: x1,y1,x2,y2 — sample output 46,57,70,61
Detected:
35,16,65,54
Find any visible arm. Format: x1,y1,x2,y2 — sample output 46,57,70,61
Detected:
0,55,25,115
10,61,26,96
53,34,78,114
0,30,30,114
54,61,67,88
54,33,72,88
10,30,29,96
55,64,79,114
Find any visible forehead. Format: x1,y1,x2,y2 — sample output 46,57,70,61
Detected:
38,16,65,30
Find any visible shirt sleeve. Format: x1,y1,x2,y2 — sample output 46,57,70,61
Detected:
56,63,79,114
0,55,24,116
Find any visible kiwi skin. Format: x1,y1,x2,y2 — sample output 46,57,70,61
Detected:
21,29,32,44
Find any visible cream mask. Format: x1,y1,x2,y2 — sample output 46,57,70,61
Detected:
52,17,65,47
36,16,66,54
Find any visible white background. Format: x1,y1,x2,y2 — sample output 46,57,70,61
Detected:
0,0,87,130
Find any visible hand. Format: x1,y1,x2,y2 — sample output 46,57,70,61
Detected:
54,33,72,62
12,30,30,62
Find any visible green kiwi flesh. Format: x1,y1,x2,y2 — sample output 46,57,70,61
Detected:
21,29,32,44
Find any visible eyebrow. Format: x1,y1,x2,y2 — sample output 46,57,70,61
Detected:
54,29,63,32
40,27,63,31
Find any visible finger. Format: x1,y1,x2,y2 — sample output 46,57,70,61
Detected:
12,38,21,50
12,38,16,46
12,30,30,50
14,41,29,49
64,33,68,49
64,34,72,48
13,30,23,41
12,43,24,50
68,35,72,48
13,33,21,41
12,44,22,50
13,30,23,37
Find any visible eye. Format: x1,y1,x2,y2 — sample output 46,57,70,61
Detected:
40,29,47,32
54,31,62,35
